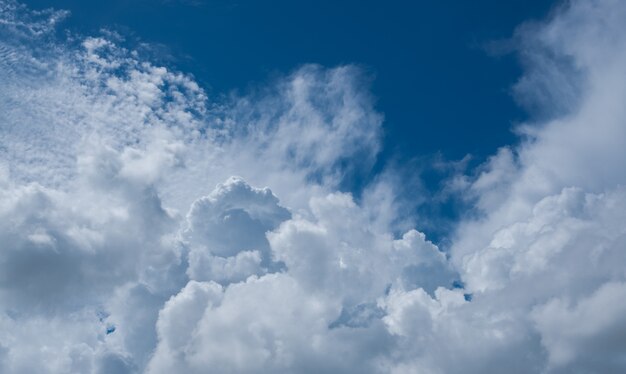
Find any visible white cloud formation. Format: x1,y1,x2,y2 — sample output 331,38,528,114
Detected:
1,0,626,373
444,0,626,372
183,176,290,283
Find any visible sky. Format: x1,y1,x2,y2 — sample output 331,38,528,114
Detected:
18,0,557,239
1,0,626,373
22,0,553,159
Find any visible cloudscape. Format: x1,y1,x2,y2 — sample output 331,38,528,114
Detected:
1,0,626,373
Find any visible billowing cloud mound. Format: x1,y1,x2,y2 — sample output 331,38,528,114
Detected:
1,0,626,373
184,176,291,283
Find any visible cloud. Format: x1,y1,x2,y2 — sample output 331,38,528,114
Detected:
183,176,290,284
444,0,626,372
0,0,391,371
1,0,626,373
532,281,626,372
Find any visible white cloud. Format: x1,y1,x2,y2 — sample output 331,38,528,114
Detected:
183,176,290,283
532,281,626,371
268,193,454,302
1,0,626,373
445,0,626,372
0,1,390,371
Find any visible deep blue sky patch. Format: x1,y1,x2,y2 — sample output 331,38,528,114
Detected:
24,0,556,162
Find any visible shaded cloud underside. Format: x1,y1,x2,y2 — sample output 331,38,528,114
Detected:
1,0,626,373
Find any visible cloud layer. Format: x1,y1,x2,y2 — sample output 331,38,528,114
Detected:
1,0,626,373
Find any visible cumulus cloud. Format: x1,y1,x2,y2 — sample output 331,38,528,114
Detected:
1,0,626,373
445,0,626,372
183,176,290,284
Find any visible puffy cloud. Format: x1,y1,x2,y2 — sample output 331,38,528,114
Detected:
183,176,290,284
444,0,626,372
532,281,626,372
269,193,454,302
148,188,454,373
149,280,223,370
0,135,187,371
149,273,394,374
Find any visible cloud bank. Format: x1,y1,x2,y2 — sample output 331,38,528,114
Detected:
1,0,625,373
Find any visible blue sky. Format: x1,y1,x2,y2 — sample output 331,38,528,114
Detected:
2,1,626,373
25,0,552,160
